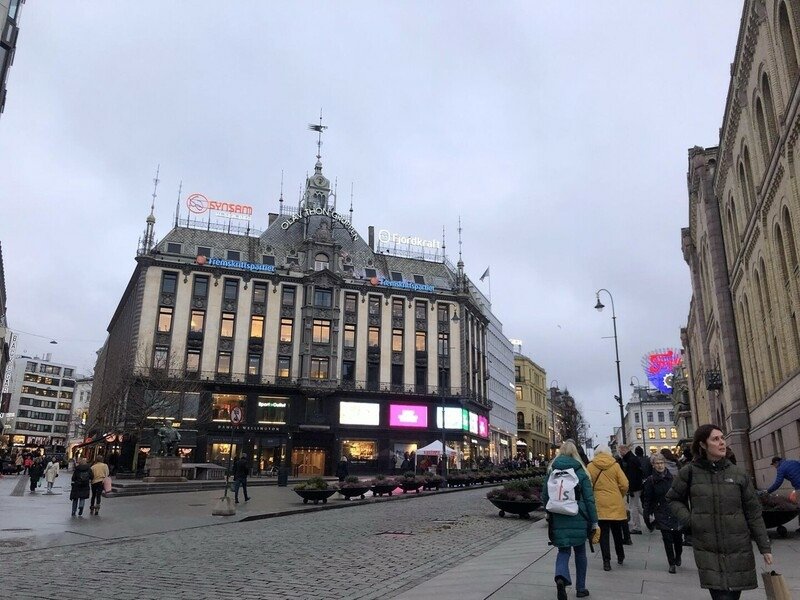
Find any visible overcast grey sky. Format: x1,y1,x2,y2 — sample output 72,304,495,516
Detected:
0,2,743,441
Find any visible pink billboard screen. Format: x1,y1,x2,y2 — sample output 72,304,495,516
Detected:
478,416,489,438
389,404,428,428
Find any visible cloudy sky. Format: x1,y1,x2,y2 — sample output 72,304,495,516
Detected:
0,2,743,440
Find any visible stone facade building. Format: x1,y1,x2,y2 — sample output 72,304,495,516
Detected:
89,140,496,475
0,0,24,117
683,0,800,484
514,354,549,460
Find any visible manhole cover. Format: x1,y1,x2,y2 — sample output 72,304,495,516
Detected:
1,528,31,532
0,540,26,548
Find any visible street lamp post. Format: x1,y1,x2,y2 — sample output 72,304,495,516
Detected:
594,289,626,445
439,309,461,480
549,380,559,458
630,376,647,454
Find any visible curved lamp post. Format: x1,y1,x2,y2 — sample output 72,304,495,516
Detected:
440,309,460,479
630,375,647,454
594,289,626,444
549,379,560,456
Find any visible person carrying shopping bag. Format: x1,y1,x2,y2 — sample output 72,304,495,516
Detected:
666,424,772,600
541,440,599,600
587,445,629,572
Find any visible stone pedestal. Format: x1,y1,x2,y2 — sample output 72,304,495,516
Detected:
142,456,187,483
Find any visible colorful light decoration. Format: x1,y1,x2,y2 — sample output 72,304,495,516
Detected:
641,348,682,394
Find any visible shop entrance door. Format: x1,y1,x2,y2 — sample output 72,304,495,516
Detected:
292,447,327,477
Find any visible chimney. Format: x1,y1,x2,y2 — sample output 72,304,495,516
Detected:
268,213,279,226
45,352,52,362
368,226,375,250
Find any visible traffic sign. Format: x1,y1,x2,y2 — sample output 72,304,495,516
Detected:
230,406,243,425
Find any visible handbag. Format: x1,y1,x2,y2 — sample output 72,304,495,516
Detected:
102,476,112,493
762,570,792,600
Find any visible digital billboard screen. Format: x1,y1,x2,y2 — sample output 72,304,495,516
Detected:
389,404,428,428
478,415,489,438
339,401,380,426
436,407,463,429
469,412,479,435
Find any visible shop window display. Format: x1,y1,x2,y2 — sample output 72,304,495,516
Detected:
341,439,377,460
257,397,288,424
212,393,245,422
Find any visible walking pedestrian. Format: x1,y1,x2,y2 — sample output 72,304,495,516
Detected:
618,445,645,537
659,448,680,476
28,458,44,493
666,424,772,600
232,453,250,504
89,456,109,515
541,440,598,600
70,457,92,516
642,454,682,573
336,456,349,482
587,445,629,571
14,453,23,474
23,454,32,475
43,458,60,493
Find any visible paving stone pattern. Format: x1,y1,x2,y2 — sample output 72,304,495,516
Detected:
3,488,534,600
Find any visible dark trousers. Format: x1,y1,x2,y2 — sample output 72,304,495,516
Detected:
709,590,741,600
233,478,248,501
90,482,103,507
29,478,38,492
660,529,682,565
599,520,625,562
621,518,631,541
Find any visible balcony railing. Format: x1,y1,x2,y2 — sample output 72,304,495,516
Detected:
133,367,492,409
517,421,532,431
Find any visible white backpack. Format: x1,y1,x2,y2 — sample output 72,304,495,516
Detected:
546,468,580,516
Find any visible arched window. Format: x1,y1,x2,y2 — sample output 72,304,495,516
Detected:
779,1,799,85
517,412,525,428
775,223,791,285
738,162,753,213
782,206,799,272
744,146,757,207
755,97,771,164
742,294,763,399
314,253,329,271
754,268,778,386
762,72,779,146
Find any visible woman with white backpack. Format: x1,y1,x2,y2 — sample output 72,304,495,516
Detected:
541,440,599,600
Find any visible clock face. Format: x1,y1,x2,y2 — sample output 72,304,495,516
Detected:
315,176,325,186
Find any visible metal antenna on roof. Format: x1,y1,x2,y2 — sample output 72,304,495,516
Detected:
141,165,160,253
441,226,446,262
333,177,338,211
279,170,284,207
349,182,354,223
457,215,463,265
174,180,182,227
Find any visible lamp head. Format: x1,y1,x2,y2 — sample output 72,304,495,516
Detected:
594,297,604,311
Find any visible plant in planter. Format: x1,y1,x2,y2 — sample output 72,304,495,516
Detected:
398,471,425,493
423,473,444,490
446,471,469,487
293,476,337,505
369,474,398,497
758,493,800,537
338,475,371,500
486,478,543,519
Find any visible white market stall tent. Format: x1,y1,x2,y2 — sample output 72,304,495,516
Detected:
414,440,461,471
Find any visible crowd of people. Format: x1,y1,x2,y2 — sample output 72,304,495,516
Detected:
542,424,800,600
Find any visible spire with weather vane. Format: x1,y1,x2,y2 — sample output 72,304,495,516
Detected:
139,165,160,254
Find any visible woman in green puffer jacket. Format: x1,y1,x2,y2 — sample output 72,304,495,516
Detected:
666,424,773,600
541,440,598,600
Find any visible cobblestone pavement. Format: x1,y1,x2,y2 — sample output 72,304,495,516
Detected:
4,487,535,600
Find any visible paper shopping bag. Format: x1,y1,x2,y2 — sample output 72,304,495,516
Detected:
762,570,792,600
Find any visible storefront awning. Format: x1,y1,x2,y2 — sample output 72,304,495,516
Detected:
516,440,528,446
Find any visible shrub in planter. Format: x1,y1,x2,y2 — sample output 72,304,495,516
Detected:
338,475,371,500
398,472,425,493
293,476,337,504
487,478,543,518
423,473,444,490
370,474,398,497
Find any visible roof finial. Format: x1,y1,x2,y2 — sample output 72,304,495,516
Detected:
140,164,160,254
349,182,354,223
174,180,182,227
333,177,338,211
442,225,447,261
457,216,463,265
279,170,284,205
308,109,327,172
150,164,160,218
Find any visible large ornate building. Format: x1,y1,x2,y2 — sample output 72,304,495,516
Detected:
88,136,496,475
514,353,549,460
683,0,800,485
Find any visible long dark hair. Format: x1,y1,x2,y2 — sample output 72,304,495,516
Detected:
691,423,723,459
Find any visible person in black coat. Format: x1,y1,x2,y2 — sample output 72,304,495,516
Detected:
335,457,349,482
70,458,92,516
642,454,683,573
232,453,250,503
28,458,44,493
618,445,645,536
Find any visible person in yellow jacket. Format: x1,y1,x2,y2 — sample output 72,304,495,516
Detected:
587,445,630,572
89,456,110,516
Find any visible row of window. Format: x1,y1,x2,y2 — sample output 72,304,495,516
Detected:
24,361,74,378
635,427,678,440
633,410,675,424
15,421,68,434
751,420,800,461
20,385,73,399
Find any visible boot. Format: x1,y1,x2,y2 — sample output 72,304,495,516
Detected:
602,560,611,571
94,505,100,516
555,576,567,600
668,565,676,574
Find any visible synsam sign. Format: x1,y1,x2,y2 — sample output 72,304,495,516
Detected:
197,255,275,273
187,193,253,221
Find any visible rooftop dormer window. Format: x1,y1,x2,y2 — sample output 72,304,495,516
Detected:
315,253,329,271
